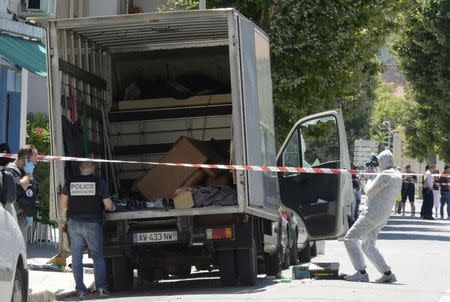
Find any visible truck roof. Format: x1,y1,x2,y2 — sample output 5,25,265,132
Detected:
48,9,235,53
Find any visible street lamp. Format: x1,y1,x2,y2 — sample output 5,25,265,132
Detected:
382,120,392,151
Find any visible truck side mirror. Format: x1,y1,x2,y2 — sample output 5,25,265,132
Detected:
0,170,16,204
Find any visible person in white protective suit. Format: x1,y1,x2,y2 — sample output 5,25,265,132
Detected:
343,150,402,283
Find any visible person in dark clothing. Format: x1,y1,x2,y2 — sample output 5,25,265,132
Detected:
352,166,362,222
420,165,435,220
4,145,39,241
59,161,115,299
401,165,417,217
437,165,450,219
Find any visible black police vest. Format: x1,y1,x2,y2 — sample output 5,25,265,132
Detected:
67,175,104,219
4,163,38,217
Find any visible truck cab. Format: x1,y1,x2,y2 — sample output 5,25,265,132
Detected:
278,110,353,261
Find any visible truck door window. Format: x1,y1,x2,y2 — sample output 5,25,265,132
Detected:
282,129,301,167
299,116,340,168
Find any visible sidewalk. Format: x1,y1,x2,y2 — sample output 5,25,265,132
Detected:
27,244,95,302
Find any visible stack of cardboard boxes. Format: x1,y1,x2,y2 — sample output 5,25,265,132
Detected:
136,136,233,209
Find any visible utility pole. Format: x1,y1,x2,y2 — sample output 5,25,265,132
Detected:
199,0,206,9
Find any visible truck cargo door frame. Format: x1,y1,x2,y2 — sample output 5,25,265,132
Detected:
236,14,279,219
277,110,351,240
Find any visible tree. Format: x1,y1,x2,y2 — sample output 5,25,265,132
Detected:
159,0,200,11
214,1,405,148
161,1,405,149
26,113,53,224
370,80,416,149
394,0,450,162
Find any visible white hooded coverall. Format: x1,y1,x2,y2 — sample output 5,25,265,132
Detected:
344,150,402,274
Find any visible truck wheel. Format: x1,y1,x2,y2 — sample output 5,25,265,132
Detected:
290,236,299,265
299,240,311,263
11,266,26,302
111,256,134,291
264,248,282,277
311,241,318,257
281,244,290,270
237,236,258,286
218,250,238,286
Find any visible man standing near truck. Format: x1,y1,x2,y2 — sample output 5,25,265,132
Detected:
343,150,402,283
59,161,115,299
4,145,39,242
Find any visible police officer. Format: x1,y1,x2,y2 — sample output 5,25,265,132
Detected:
4,145,39,242
59,161,115,299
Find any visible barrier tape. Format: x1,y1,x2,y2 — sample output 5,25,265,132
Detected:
0,153,448,178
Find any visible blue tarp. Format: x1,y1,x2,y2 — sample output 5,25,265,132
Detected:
0,33,47,77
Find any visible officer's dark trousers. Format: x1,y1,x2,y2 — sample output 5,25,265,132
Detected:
420,188,434,218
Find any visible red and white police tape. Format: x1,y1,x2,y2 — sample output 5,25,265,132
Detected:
0,153,448,177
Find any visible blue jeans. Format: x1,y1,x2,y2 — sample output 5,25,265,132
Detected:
441,191,450,218
68,219,108,294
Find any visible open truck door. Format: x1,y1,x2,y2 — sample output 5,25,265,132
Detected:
277,110,352,240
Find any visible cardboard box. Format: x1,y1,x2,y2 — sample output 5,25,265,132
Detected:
174,191,194,209
183,169,207,187
136,136,224,200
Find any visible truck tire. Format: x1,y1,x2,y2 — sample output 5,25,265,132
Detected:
311,241,318,257
281,244,290,270
237,236,258,286
290,236,299,266
264,248,282,277
11,266,26,302
299,240,311,263
111,256,134,291
218,250,238,286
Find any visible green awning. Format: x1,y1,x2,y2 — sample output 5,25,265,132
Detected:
0,33,47,77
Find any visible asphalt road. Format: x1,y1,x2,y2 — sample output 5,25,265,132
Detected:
62,210,450,302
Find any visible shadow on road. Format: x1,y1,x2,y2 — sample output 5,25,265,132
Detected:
381,225,449,233
379,215,450,241
59,273,277,300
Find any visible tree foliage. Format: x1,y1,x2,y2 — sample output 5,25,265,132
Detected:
370,81,415,147
394,0,450,162
159,0,200,11
213,1,405,149
161,1,405,150
26,113,52,224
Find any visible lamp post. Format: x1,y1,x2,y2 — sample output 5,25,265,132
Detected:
382,120,392,151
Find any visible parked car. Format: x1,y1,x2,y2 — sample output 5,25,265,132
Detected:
0,169,28,302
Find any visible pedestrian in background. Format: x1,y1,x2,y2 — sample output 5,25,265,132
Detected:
59,161,115,299
4,145,39,242
401,165,417,217
433,170,441,218
438,166,450,219
352,165,362,222
420,165,435,220
344,150,402,283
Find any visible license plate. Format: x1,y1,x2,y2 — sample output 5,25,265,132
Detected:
133,231,178,243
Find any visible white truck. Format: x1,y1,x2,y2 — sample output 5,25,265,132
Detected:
43,9,353,289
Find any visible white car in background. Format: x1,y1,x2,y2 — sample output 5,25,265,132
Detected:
0,169,28,302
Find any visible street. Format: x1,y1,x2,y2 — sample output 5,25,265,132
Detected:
60,210,450,302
